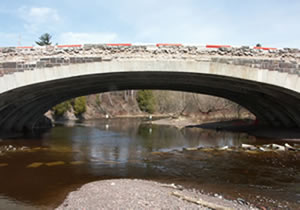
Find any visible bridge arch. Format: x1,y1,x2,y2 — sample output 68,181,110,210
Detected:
1,59,300,132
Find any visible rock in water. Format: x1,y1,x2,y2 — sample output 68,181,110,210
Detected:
271,144,285,151
241,144,257,150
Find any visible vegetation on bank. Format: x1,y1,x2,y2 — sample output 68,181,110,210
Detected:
136,90,156,114
72,96,87,115
52,100,71,116
52,96,87,117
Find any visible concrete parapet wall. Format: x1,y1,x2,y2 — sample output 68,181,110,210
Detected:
0,44,300,78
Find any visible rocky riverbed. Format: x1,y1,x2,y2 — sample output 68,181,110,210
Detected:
0,144,29,155
56,179,257,210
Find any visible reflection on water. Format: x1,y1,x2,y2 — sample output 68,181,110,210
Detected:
0,118,299,209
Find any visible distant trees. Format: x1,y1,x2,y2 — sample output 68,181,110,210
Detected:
36,33,52,46
136,90,155,114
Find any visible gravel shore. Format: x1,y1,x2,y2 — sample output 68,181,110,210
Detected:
56,179,256,209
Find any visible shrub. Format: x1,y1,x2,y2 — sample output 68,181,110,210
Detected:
52,101,71,116
136,90,155,114
73,96,87,116
52,96,87,117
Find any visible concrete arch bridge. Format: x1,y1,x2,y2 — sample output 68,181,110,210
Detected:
1,44,300,135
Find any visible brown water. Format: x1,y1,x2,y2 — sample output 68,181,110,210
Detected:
0,118,299,209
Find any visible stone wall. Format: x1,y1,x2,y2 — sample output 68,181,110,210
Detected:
1,45,300,77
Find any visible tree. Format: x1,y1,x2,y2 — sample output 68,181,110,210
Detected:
36,33,52,46
52,100,71,116
72,96,87,116
136,90,155,114
52,96,87,117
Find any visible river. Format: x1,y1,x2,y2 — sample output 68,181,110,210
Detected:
0,118,299,209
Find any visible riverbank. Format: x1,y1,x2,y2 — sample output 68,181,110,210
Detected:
56,179,256,209
149,117,300,140
189,120,300,140
149,116,200,129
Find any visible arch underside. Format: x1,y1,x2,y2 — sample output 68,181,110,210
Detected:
1,71,300,132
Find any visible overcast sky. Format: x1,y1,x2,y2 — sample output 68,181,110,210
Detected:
1,0,299,47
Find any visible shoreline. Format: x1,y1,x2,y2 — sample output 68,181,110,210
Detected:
3,114,300,141
149,117,300,141
149,116,202,129
54,115,300,141
56,179,256,209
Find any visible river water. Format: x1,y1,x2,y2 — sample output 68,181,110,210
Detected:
0,118,299,209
